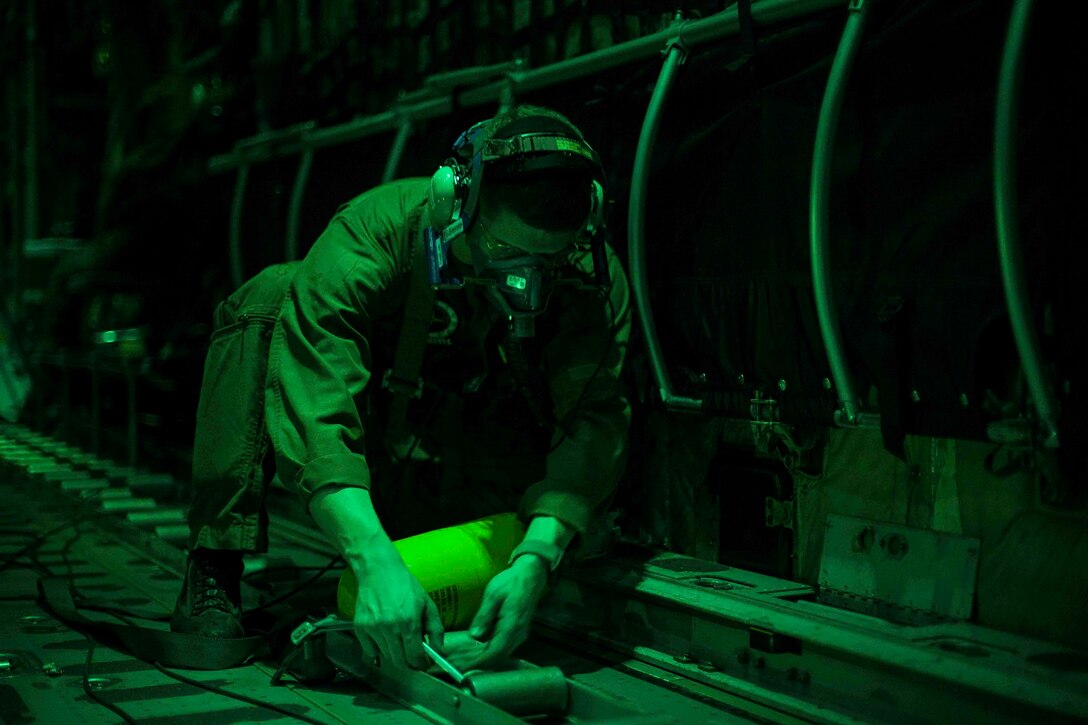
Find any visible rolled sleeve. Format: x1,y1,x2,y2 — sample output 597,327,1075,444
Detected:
296,453,373,506
265,180,426,507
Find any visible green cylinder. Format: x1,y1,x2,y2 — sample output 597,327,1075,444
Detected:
337,513,525,629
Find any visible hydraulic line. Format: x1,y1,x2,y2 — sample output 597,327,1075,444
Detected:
809,0,871,426
627,23,702,412
208,0,847,175
382,118,414,184
994,0,1059,448
285,149,313,261
285,116,411,263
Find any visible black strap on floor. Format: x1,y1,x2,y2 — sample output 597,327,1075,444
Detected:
37,577,269,670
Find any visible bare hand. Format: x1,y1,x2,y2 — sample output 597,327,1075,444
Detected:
448,555,548,671
352,551,444,670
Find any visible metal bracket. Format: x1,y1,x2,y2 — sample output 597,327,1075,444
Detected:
749,390,779,453
818,514,980,625
663,14,692,62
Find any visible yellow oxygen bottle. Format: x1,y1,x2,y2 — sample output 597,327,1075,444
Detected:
337,512,526,629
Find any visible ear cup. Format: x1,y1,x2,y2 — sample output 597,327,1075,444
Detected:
429,165,458,227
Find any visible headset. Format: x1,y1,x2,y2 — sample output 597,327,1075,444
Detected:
424,114,611,337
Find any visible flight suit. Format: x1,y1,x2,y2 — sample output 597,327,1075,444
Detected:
186,178,631,552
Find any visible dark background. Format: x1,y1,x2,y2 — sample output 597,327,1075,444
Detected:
1,0,1084,646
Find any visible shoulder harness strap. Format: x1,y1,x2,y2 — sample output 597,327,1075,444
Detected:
383,229,438,450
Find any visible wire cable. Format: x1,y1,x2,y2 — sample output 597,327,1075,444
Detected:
99,610,328,725
82,635,139,725
151,660,329,725
246,554,344,616
38,521,141,724
48,520,331,725
548,291,620,454
0,519,88,575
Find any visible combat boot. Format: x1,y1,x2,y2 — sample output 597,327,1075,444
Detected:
171,548,245,638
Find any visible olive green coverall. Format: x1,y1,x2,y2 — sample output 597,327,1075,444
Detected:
187,178,631,552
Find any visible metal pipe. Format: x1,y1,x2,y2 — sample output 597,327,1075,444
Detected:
381,117,414,184
994,0,1058,448
24,0,39,242
228,163,250,289
207,0,844,173
285,149,313,261
627,22,701,413
809,0,870,426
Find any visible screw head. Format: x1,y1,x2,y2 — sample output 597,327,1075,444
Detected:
777,379,787,392
910,390,921,403
737,374,746,386
822,378,832,390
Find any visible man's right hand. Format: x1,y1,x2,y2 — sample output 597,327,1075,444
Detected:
351,547,445,670
307,486,444,670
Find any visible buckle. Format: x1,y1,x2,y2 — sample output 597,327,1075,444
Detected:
382,369,424,399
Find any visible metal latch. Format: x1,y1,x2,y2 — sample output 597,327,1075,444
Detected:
382,369,424,399
749,390,780,453
765,497,794,530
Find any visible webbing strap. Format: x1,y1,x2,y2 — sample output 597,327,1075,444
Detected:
37,577,268,670
384,230,437,448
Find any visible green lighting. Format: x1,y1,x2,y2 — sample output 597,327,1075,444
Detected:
506,274,527,290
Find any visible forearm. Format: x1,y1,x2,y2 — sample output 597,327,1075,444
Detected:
522,515,576,551
309,486,401,573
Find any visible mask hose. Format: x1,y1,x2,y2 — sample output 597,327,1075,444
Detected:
501,331,554,431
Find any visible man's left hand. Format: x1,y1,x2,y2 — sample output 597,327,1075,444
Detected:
449,555,549,671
